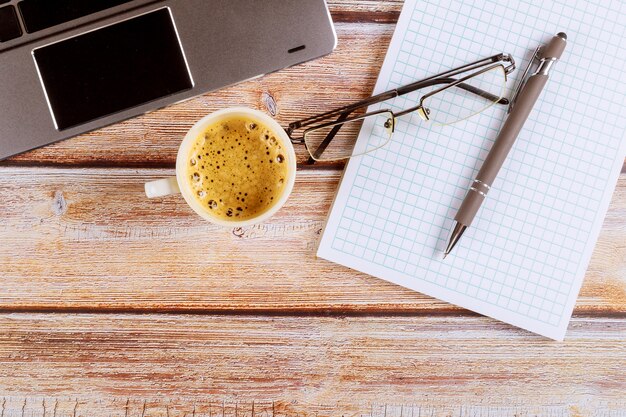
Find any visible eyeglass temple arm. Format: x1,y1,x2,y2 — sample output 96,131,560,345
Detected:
289,53,514,132
291,77,506,134
298,77,506,160
306,110,353,164
290,77,507,133
397,77,509,105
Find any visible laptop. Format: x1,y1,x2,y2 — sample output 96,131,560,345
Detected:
0,0,337,160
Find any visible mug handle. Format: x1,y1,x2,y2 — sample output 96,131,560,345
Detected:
145,177,180,198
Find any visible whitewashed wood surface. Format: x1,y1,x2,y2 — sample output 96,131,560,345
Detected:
0,1,624,415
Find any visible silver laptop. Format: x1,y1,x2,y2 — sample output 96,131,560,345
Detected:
0,0,337,160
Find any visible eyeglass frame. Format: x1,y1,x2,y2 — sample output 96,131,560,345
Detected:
285,53,516,163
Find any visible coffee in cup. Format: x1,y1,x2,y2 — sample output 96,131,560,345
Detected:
145,107,296,226
186,116,289,221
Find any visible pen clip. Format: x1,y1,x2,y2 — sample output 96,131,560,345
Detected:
508,45,542,114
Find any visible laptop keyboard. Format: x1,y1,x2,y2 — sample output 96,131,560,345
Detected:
0,0,135,42
18,0,135,33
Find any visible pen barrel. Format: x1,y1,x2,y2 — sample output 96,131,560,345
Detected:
455,74,548,227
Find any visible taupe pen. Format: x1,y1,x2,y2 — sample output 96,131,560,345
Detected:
444,32,568,258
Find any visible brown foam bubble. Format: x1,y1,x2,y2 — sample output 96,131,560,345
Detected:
186,116,289,221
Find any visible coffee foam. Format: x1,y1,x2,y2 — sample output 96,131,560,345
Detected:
186,117,289,221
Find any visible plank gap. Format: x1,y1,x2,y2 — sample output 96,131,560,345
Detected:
330,10,401,24
0,306,624,319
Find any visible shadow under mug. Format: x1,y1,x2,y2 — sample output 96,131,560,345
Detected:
145,107,297,227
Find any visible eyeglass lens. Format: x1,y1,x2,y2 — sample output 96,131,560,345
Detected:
304,111,394,161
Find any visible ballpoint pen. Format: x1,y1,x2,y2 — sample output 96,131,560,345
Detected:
444,32,568,258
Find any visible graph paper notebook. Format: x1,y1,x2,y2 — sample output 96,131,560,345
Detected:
317,0,626,340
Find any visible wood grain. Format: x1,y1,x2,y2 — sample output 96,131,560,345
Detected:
1,314,625,406
0,1,624,410
3,398,623,417
1,167,624,315
328,0,403,23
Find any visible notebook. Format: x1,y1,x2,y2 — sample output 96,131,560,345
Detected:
317,0,626,340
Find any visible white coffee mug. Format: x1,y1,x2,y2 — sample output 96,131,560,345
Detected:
145,107,297,227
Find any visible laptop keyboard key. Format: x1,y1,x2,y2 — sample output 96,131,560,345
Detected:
18,0,135,33
0,6,22,42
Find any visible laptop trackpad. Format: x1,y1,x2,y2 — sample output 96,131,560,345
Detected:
32,7,193,131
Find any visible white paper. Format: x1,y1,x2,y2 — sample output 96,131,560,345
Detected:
318,0,626,340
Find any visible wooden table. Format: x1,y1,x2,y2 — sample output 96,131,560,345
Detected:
1,2,625,416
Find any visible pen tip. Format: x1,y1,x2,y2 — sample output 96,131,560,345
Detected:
557,32,567,40
442,252,448,260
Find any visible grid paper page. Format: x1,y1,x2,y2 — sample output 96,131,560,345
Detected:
317,0,626,340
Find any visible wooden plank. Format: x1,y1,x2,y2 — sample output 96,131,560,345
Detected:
328,0,403,23
2,398,624,417
1,22,394,168
0,314,625,409
1,167,624,314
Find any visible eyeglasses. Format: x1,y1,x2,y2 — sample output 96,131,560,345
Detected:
285,53,516,163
